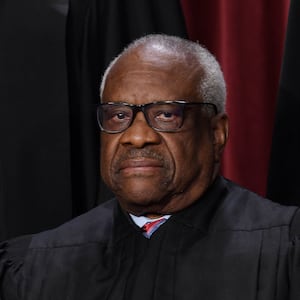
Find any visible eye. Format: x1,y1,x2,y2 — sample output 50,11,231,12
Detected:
155,111,177,122
114,112,126,120
104,107,132,124
151,104,183,123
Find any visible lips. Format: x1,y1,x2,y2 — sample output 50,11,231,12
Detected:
118,158,163,174
119,158,163,169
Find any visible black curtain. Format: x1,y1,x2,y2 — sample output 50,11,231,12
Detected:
0,0,71,240
267,0,300,206
66,0,188,216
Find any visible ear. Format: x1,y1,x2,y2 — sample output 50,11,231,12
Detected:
211,113,229,162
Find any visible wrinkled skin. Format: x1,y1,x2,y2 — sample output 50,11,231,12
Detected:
100,44,228,217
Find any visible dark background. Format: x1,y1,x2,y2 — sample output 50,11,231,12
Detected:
1,0,298,240
0,0,71,239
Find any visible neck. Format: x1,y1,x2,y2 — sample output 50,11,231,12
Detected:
144,213,165,219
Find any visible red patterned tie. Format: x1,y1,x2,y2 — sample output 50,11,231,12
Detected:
142,218,166,238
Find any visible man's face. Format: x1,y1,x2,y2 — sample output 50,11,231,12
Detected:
100,47,227,216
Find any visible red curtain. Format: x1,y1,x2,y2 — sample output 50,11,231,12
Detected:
180,0,290,196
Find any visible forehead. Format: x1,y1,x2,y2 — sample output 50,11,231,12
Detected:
102,46,203,104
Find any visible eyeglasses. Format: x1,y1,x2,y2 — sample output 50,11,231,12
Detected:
97,100,217,134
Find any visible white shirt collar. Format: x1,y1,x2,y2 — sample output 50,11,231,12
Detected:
129,213,171,228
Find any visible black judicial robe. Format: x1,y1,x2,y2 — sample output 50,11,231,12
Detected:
1,177,300,300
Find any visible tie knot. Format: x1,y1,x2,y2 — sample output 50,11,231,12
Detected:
142,218,166,238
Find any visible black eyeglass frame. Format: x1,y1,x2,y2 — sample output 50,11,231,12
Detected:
97,100,218,134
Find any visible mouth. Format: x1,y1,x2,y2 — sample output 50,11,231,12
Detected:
118,158,164,175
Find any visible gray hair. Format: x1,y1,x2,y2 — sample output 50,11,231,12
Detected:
100,34,226,113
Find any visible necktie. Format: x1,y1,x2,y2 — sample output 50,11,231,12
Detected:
142,218,167,238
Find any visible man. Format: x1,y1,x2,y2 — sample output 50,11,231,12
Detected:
1,34,300,299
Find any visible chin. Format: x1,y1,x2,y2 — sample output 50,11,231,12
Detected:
117,192,170,214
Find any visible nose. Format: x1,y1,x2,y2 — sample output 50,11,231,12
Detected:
119,112,161,148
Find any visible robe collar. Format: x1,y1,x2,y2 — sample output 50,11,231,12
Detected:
113,176,228,241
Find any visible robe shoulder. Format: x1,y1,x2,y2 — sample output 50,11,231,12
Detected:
0,199,117,299
29,198,117,248
213,178,300,233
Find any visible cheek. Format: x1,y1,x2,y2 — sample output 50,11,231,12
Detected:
166,131,214,181
100,134,119,184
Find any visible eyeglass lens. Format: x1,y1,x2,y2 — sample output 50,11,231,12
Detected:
98,102,185,133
